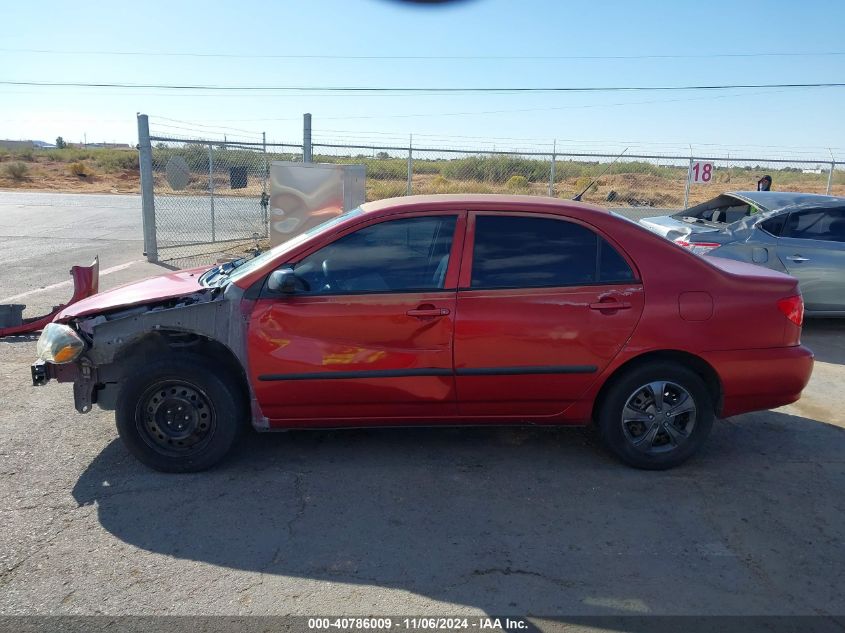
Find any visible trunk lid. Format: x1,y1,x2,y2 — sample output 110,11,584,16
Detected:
639,214,720,240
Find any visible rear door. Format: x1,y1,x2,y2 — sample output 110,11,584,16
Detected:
453,212,644,418
775,207,845,311
247,212,464,423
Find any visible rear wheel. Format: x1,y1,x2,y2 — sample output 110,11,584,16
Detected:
115,354,247,473
596,362,714,470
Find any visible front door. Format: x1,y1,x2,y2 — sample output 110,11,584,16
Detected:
247,212,464,424
454,212,644,418
775,207,845,312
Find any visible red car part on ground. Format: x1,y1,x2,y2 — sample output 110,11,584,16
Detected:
0,257,99,338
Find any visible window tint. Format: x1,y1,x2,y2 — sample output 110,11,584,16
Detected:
760,214,786,237
782,208,845,242
293,215,456,294
470,216,633,289
599,237,635,282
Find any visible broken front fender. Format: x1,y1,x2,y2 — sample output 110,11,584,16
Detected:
0,257,100,338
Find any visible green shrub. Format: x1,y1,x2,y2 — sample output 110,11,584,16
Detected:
574,176,598,195
94,150,138,172
3,161,29,180
367,180,406,201
440,155,549,183
506,174,529,191
13,148,35,161
69,161,92,177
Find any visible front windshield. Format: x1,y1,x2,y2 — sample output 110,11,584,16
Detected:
219,207,364,286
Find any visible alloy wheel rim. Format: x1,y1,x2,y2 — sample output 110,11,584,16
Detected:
621,380,697,454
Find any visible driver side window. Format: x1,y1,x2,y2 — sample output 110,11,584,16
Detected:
292,215,457,294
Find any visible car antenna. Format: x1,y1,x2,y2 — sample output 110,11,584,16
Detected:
572,148,629,201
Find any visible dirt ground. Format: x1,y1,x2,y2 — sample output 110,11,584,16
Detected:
2,154,842,208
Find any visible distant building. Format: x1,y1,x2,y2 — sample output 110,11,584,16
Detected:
85,142,133,149
802,167,824,174
0,140,36,150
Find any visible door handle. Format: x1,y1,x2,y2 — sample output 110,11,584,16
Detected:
787,255,809,263
589,301,632,311
407,307,450,317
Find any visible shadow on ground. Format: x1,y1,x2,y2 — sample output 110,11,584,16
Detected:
72,413,845,615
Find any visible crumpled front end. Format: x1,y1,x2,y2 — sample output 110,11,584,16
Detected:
30,281,268,429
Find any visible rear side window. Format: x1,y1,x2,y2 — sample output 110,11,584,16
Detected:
470,215,634,289
782,208,845,242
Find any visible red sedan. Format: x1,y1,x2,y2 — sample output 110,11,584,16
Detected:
32,195,813,472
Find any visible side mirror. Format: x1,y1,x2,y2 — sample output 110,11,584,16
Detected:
267,268,301,294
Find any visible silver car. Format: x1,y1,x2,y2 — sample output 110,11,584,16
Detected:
639,191,845,317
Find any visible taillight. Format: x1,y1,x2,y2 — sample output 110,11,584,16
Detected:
675,239,721,256
777,295,804,326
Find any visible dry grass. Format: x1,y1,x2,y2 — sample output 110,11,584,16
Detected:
1,150,843,208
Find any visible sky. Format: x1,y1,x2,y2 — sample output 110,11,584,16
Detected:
1,0,844,159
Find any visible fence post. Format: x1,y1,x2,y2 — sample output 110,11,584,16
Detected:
208,143,216,243
407,134,413,196
262,131,269,237
827,153,836,195
136,113,158,262
303,113,312,163
548,140,556,197
683,157,694,210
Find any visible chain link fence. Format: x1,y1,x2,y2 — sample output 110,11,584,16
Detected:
143,119,303,268
138,114,842,268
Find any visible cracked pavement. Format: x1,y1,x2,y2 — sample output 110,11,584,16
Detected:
1,192,844,618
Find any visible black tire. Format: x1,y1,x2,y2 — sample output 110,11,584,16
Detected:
596,361,714,470
115,353,247,473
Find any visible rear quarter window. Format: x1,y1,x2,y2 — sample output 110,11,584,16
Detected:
760,214,786,237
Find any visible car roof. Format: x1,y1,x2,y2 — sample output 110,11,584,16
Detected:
728,191,845,212
360,194,608,216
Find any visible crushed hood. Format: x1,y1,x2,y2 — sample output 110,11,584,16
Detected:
55,266,211,321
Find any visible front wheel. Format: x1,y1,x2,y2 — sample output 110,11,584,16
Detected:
596,362,715,470
115,354,247,473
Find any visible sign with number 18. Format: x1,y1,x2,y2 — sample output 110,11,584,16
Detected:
690,161,714,184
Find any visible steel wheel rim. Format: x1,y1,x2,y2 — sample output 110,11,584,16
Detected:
135,379,217,456
621,380,697,454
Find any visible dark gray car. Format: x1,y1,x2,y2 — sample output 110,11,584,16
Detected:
640,191,845,316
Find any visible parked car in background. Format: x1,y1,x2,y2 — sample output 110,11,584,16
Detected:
32,195,813,473
640,192,845,316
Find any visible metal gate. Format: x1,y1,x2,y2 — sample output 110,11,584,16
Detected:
138,114,303,268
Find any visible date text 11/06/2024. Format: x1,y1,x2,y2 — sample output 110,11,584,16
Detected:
307,617,529,630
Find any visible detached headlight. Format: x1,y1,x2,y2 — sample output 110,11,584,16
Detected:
36,323,86,364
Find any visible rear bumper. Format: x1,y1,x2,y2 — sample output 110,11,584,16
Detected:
702,345,814,418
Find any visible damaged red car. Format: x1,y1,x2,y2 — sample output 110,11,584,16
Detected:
32,195,814,472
